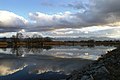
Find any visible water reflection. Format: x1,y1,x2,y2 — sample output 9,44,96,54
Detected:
0,46,116,60
48,46,115,60
0,56,92,80
0,65,26,76
0,46,116,80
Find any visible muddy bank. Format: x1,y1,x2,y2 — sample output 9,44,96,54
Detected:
67,47,120,80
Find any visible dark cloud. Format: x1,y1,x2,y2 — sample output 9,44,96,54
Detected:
0,26,22,33
28,0,120,29
40,1,55,7
66,0,90,10
67,0,120,27
25,26,55,32
67,2,85,9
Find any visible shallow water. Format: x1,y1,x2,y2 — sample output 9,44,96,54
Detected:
0,46,115,80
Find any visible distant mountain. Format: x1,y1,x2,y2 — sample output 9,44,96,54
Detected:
52,37,118,41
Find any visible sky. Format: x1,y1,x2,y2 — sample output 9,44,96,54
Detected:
0,0,120,38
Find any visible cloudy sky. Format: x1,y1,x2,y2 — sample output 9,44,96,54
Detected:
0,0,120,38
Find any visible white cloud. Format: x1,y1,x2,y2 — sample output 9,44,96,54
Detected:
0,8,120,38
41,27,120,38
28,11,80,29
0,10,28,32
1,26,120,39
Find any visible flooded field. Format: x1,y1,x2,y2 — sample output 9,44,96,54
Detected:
0,46,116,80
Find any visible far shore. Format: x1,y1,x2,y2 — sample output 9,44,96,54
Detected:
0,40,120,48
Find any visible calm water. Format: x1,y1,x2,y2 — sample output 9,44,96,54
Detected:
0,46,115,80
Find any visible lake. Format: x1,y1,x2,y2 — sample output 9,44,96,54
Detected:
0,46,115,80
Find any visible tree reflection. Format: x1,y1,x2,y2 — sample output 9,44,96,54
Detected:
30,48,43,54
11,47,24,56
10,46,52,57
1,48,7,51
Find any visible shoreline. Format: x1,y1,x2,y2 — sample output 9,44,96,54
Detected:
67,46,120,80
0,41,118,48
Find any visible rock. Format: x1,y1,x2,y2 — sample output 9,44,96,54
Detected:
81,75,92,80
67,47,120,80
